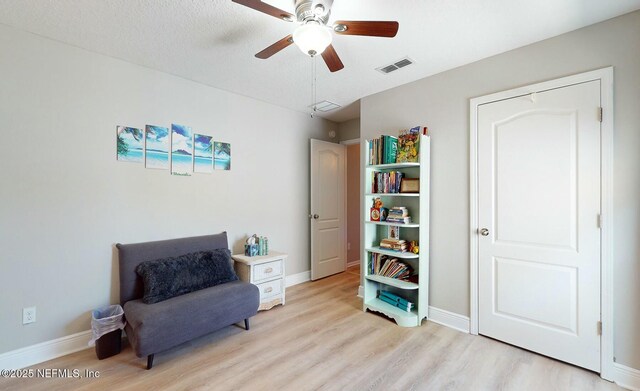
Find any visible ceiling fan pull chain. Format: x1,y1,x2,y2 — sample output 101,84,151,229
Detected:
311,55,317,118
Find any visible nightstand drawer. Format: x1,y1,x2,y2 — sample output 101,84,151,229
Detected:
232,251,287,311
253,259,283,281
256,279,282,300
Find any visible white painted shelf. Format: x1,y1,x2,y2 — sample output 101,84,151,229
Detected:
364,298,419,328
365,247,419,259
362,134,430,328
365,274,419,290
365,193,419,197
365,221,420,228
366,162,420,169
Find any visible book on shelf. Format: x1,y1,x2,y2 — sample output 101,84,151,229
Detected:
368,135,398,165
385,216,412,224
380,290,414,308
378,295,413,312
383,135,397,164
369,253,414,280
388,207,409,217
371,171,404,193
378,290,414,312
369,130,427,165
380,238,408,252
378,257,397,275
397,133,420,163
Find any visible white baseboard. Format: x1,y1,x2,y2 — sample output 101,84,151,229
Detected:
346,260,360,268
613,363,640,391
357,285,364,298
0,330,92,370
285,271,311,287
428,306,470,334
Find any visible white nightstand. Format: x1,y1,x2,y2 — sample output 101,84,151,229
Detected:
232,251,288,311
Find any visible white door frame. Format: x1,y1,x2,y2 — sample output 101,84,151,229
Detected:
469,67,614,380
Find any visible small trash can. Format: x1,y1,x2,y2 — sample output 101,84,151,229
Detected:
89,304,125,360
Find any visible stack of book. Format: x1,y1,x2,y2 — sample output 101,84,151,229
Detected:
378,290,414,312
370,170,404,193
386,207,412,224
380,238,408,252
369,253,414,280
368,135,398,165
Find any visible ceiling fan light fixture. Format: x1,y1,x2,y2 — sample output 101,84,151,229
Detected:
293,21,332,57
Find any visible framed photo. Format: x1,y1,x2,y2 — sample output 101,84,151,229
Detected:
400,178,420,193
388,225,401,240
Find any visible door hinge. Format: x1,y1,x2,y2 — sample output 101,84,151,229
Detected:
598,107,603,123
597,321,602,335
597,214,602,229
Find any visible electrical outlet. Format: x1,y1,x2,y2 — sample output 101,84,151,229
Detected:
23,307,36,325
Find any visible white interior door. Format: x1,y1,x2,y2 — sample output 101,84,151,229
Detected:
477,81,602,371
310,139,346,280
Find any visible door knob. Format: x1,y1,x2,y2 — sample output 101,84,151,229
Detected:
313,214,319,219
479,228,489,236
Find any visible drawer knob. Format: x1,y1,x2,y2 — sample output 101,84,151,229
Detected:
265,267,273,273
264,287,273,293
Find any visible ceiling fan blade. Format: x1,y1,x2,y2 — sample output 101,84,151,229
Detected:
321,44,344,73
232,0,295,22
255,35,294,59
333,21,399,37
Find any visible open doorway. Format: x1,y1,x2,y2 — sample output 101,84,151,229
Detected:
342,140,361,269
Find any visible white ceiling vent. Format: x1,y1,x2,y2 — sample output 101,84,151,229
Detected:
376,57,415,74
308,100,341,112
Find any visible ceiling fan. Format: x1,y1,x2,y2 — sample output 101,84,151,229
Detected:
232,0,399,72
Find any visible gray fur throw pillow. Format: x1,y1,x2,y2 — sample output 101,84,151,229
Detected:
135,249,238,304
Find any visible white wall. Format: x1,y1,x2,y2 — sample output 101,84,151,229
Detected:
0,24,336,354
361,11,640,369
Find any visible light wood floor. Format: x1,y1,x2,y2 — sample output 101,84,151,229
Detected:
1,266,621,391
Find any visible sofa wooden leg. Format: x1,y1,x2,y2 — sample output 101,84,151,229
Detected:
244,318,250,330
147,354,154,370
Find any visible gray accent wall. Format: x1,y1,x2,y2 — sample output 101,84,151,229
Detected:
361,11,640,369
0,24,336,354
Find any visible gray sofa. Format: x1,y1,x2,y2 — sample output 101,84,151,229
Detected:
116,232,259,369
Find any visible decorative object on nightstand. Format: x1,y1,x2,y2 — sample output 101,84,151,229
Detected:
232,251,288,311
244,234,269,256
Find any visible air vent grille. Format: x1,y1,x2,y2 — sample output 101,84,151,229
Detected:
395,58,413,68
376,57,414,74
380,65,397,74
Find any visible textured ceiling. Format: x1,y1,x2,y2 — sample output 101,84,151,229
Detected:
1,0,639,122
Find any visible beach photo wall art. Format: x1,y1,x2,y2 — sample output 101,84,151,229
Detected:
194,134,213,174
116,123,231,175
214,142,231,171
145,125,169,169
116,126,144,162
171,124,193,176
